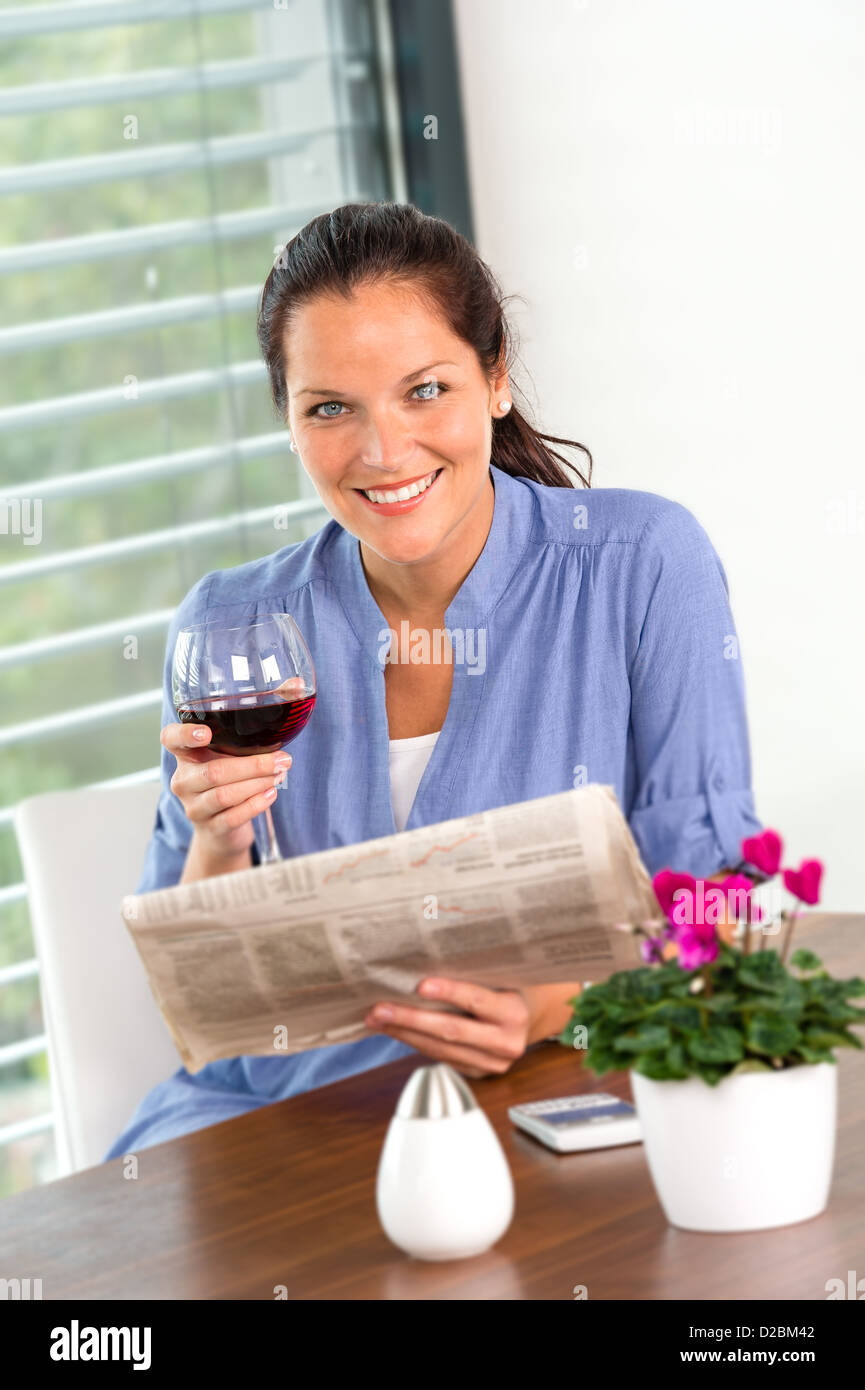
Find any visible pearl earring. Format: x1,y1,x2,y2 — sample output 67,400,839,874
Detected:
498,399,511,414
288,436,298,453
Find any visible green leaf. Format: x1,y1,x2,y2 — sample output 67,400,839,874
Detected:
583,1046,621,1075
605,969,661,1005
743,981,805,1017
804,978,850,1007
607,1004,652,1026
667,978,698,998
728,1058,772,1075
803,1027,863,1051
700,992,740,1013
692,1062,725,1086
612,1023,672,1053
652,1001,703,1030
804,1001,865,1026
632,1053,686,1081
790,948,823,972
664,1041,691,1078
792,1045,836,1064
570,996,608,1026
737,950,791,994
686,1024,744,1064
745,1015,802,1055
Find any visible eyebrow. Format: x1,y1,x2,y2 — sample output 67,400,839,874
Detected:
296,361,459,398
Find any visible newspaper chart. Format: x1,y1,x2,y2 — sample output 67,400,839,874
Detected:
121,784,661,1073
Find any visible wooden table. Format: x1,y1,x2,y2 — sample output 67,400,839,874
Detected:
1,912,862,1300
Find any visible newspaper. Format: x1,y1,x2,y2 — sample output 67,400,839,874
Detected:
121,784,661,1073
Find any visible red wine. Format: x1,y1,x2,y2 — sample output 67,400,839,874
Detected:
177,691,316,754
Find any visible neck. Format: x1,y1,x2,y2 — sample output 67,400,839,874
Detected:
359,470,495,620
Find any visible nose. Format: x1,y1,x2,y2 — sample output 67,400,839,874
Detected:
358,409,416,472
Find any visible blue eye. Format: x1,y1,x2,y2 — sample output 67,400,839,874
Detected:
414,380,448,401
306,381,449,419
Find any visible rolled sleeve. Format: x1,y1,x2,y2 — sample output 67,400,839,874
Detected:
628,778,762,881
625,503,764,880
136,572,216,895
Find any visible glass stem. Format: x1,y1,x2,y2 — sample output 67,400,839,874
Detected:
257,805,282,864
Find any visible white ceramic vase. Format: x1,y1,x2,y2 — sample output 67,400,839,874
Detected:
630,1060,837,1233
376,1063,514,1260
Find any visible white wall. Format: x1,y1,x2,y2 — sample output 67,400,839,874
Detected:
452,0,864,910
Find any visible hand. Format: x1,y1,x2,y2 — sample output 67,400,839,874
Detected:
162,720,292,866
364,977,531,1079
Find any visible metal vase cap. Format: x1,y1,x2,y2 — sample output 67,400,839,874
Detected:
394,1062,479,1120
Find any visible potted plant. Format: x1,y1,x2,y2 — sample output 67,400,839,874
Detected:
559,830,865,1232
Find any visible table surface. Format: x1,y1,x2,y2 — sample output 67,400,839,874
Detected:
2,911,862,1300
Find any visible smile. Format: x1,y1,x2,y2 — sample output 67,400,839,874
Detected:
354,468,443,514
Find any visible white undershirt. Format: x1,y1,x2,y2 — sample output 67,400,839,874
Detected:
388,731,440,832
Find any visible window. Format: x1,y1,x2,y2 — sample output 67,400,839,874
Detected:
0,0,472,1197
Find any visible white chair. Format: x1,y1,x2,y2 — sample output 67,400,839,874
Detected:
14,780,181,1174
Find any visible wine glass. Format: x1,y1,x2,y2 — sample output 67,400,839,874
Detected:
171,613,316,864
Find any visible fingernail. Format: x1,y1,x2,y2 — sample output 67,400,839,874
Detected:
274,754,291,770
264,787,277,802
374,1006,394,1021
420,980,440,996
192,728,208,741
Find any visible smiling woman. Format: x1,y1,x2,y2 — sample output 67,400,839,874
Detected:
102,202,763,1159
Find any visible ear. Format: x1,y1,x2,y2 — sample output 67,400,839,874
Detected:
489,355,511,406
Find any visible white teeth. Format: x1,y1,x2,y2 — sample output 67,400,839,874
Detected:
363,470,439,504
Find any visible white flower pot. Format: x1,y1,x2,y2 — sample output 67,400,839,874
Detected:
630,1061,837,1232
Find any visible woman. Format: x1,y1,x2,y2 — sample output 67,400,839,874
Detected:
104,202,763,1159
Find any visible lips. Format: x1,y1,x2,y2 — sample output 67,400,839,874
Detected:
353,467,444,515
356,469,440,502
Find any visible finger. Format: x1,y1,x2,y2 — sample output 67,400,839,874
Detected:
275,676,309,701
415,977,527,1029
171,750,290,802
365,1000,523,1060
371,1022,513,1076
191,750,291,790
208,785,279,835
162,720,213,754
187,774,288,824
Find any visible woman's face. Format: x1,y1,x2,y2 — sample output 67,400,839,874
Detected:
283,280,509,567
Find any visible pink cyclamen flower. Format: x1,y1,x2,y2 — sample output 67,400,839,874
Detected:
652,869,698,921
783,859,824,906
741,829,783,877
662,890,719,968
673,922,719,971
640,935,668,965
717,872,763,923
652,869,743,968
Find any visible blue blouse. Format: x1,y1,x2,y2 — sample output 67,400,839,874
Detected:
103,464,763,1158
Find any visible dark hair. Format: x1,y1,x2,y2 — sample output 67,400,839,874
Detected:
257,202,592,489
